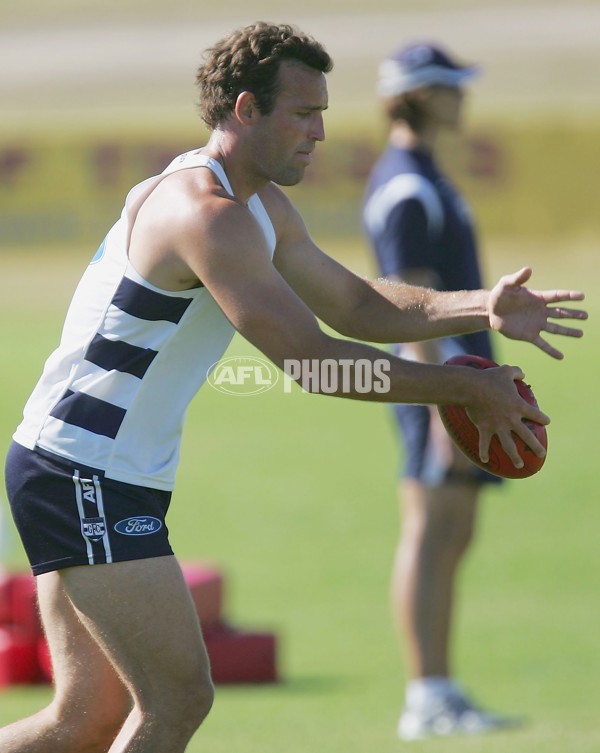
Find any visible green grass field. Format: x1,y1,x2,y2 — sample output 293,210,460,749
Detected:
0,237,598,752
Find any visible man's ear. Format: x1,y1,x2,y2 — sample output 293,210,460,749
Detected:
234,91,258,124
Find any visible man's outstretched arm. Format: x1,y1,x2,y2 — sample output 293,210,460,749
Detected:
355,267,586,358
268,192,587,357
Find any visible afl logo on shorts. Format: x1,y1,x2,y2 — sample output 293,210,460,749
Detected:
114,516,163,536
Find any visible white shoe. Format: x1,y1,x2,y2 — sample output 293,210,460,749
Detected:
398,690,522,741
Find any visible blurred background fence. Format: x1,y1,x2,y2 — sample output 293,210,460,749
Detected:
1,1,599,251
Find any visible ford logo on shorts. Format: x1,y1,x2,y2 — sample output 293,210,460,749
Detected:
114,516,162,536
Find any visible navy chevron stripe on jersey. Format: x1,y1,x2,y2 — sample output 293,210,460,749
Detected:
50,390,126,439
112,277,194,323
85,334,158,379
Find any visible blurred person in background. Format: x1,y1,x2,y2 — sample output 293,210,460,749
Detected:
363,42,519,740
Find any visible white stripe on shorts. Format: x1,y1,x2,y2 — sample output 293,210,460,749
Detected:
93,474,113,564
72,470,113,565
73,470,95,565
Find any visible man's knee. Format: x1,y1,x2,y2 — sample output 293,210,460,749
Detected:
49,693,131,753
182,673,215,728
140,664,214,733
174,667,215,724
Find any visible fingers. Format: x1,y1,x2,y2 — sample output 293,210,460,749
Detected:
540,290,586,304
517,392,549,426
478,416,548,469
544,303,588,326
502,267,532,288
546,304,587,320
503,269,586,310
476,367,549,467
477,427,492,466
496,431,525,469
541,295,588,329
544,322,585,338
535,324,585,358
534,314,586,359
533,335,564,360
478,426,532,469
512,419,547,458
548,303,587,316
495,423,546,469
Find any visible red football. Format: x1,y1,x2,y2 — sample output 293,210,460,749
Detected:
438,354,548,479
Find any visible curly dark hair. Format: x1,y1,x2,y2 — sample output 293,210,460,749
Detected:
196,22,333,129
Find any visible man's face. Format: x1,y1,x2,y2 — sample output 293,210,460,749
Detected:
249,60,328,186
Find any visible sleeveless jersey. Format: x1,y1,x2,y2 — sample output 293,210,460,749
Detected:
13,151,277,490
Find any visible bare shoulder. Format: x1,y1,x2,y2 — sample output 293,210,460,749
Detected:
257,182,306,241
256,182,292,216
145,167,241,232
130,167,271,289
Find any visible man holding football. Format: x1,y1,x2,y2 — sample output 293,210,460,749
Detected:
2,22,586,753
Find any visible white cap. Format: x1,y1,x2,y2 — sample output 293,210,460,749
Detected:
377,42,479,98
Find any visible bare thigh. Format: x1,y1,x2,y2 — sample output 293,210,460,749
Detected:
1,571,134,748
59,555,212,710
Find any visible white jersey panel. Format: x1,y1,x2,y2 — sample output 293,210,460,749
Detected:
14,152,276,490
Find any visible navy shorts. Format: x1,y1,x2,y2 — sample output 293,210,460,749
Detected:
5,442,174,576
393,404,503,487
